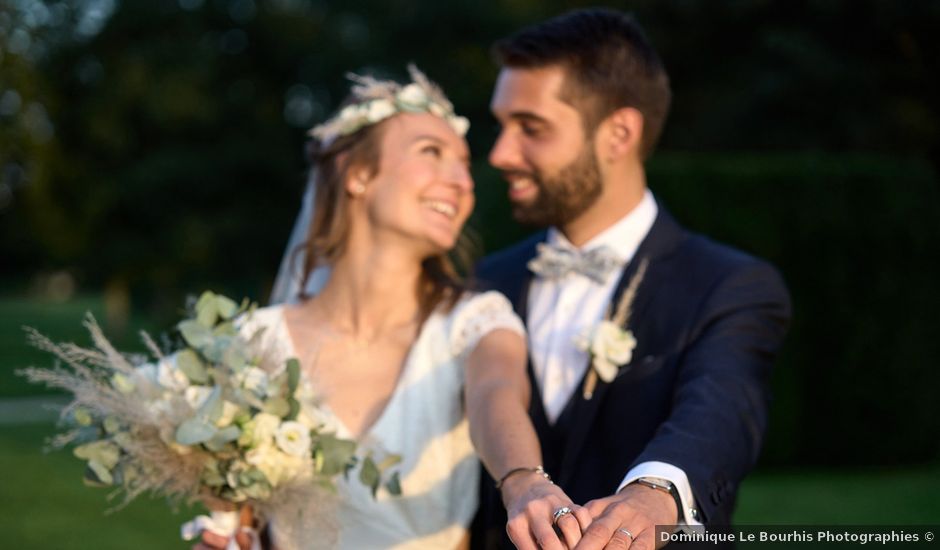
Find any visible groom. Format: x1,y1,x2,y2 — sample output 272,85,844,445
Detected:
474,8,791,550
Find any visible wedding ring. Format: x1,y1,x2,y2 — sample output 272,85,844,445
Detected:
552,506,573,525
617,528,635,540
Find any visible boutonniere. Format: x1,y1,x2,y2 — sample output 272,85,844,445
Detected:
574,258,649,399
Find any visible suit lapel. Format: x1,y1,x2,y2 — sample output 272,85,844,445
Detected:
556,208,685,485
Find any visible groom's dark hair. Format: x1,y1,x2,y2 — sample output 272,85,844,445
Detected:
493,8,671,159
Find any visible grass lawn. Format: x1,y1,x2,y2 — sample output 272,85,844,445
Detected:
735,464,940,524
0,422,199,550
1,294,159,398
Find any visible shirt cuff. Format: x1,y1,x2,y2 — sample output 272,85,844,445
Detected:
617,461,702,528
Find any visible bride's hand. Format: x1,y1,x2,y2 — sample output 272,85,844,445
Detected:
501,474,591,550
190,501,257,550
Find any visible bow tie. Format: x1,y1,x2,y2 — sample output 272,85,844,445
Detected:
527,242,623,284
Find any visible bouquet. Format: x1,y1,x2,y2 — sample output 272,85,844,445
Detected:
19,291,400,550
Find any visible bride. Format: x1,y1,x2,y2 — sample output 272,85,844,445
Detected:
197,67,587,549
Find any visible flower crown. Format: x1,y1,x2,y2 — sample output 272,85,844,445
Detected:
309,64,470,145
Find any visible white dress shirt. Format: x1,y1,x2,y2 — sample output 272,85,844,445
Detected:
527,190,701,526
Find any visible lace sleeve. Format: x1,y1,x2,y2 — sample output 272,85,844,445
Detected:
448,291,526,361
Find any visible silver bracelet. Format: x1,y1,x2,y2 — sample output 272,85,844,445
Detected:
495,465,551,489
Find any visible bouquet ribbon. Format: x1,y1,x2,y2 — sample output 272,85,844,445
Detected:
180,510,261,550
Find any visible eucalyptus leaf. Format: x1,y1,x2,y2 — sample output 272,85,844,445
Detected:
176,349,209,384
215,295,239,320
74,440,120,469
286,397,300,421
72,407,93,427
242,481,272,500
213,321,237,337
359,455,380,497
102,416,122,435
195,290,216,312
201,339,226,363
113,432,133,450
204,424,241,452
196,301,218,328
175,418,217,445
344,456,358,479
317,434,358,477
233,411,252,427
377,454,403,471
216,424,242,442
201,469,226,487
263,397,290,418
241,391,266,412
222,340,248,370
384,471,402,496
269,371,287,397
178,320,213,348
246,467,268,483
203,439,229,453
72,426,102,445
286,358,300,395
195,291,218,327
198,386,223,422
84,461,113,486
110,465,125,486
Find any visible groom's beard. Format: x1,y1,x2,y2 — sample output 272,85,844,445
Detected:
506,143,603,229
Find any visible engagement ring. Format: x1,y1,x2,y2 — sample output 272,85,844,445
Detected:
552,507,573,525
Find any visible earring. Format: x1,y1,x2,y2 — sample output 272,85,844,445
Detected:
350,182,366,195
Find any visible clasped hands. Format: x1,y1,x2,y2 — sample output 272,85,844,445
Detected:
502,473,678,550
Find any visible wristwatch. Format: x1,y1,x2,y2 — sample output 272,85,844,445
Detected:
631,477,683,522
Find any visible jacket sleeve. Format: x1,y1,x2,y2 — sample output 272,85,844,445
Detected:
630,259,791,524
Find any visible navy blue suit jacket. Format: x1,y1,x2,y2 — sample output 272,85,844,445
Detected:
472,207,791,546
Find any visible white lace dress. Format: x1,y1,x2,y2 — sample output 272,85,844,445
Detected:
243,291,524,549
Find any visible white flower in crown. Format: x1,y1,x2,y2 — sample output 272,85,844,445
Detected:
309,64,470,144
335,104,368,135
575,321,637,382
448,115,470,137
366,99,396,122
395,83,430,111
428,102,446,117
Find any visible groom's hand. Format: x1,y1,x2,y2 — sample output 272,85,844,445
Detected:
574,483,677,549
502,474,591,550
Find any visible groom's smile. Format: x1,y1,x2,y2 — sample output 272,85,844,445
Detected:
488,65,600,227
501,170,540,203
